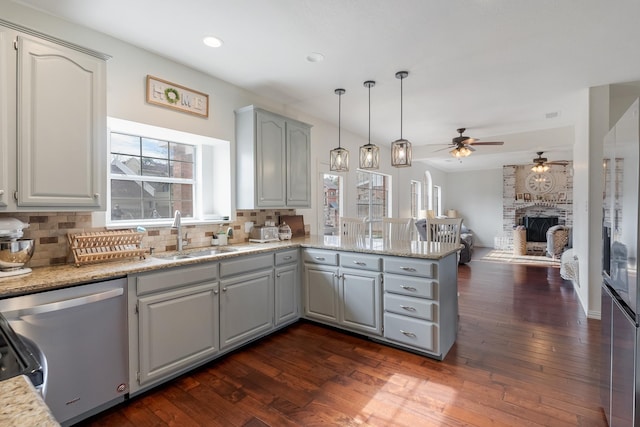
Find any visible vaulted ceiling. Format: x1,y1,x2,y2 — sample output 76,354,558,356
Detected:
13,0,640,171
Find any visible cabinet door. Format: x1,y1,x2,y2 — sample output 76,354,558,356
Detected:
286,121,311,207
16,35,105,207
303,264,339,323
340,269,382,335
275,263,299,325
0,26,13,208
256,110,286,207
137,282,219,386
220,269,274,349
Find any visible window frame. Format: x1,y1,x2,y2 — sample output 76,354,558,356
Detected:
356,169,391,238
106,117,231,228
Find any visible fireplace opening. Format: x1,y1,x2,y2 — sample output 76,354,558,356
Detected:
523,216,558,242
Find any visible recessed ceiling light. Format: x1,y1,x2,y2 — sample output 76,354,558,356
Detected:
306,52,324,63
203,36,223,48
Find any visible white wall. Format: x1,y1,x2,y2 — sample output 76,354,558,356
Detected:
446,169,504,247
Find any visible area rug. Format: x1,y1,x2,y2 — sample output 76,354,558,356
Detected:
480,249,560,267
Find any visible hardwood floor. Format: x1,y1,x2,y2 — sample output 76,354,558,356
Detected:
77,250,606,426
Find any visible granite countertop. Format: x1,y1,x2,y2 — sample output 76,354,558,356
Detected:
0,376,59,427
0,236,460,298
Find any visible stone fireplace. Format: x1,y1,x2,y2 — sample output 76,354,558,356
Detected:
501,164,573,253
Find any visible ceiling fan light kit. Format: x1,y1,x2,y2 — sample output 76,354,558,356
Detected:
530,151,568,172
359,80,379,170
330,88,349,172
391,71,412,167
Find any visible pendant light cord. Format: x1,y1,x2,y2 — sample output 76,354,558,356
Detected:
368,84,371,145
338,91,342,148
400,76,403,139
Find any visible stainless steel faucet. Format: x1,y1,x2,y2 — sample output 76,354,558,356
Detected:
172,210,187,251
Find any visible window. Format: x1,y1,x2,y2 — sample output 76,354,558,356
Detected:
107,118,230,226
321,173,342,235
410,180,422,218
356,170,390,238
433,185,442,217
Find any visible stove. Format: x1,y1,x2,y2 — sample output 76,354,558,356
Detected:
0,312,43,388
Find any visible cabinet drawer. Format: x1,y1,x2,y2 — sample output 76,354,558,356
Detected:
340,252,382,272
384,257,435,278
384,312,436,352
384,293,435,321
303,249,338,266
221,253,273,277
275,249,299,265
136,263,219,295
384,274,436,299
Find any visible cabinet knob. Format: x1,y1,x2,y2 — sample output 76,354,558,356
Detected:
276,273,281,278
0,190,4,196
214,290,219,295
93,193,100,199
222,287,227,292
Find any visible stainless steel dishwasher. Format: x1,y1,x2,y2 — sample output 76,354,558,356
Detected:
0,277,128,426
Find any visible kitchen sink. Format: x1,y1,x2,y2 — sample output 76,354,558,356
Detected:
154,246,238,261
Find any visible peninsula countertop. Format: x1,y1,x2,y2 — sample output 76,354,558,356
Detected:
0,236,460,298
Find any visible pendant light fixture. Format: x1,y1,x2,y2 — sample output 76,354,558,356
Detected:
391,71,412,167
359,80,379,170
330,88,349,172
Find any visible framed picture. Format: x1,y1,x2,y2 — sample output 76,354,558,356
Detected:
146,75,209,117
558,192,567,201
516,193,523,201
523,193,531,201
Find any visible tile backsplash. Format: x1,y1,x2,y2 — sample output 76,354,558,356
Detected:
0,209,305,268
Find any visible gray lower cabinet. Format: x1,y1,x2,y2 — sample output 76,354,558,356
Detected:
303,249,382,335
219,253,274,349
275,249,300,325
381,253,458,359
128,262,220,394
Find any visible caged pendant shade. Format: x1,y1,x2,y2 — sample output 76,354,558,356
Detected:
359,80,379,170
391,71,412,167
330,88,349,172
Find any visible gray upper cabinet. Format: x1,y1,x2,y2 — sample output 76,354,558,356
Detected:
0,21,108,211
235,106,311,209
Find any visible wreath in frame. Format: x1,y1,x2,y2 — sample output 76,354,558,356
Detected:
164,87,180,104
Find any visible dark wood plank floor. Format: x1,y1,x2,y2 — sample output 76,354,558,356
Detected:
77,249,606,426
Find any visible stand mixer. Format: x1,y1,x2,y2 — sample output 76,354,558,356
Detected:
0,218,35,278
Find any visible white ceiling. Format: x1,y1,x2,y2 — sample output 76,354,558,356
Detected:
13,0,640,171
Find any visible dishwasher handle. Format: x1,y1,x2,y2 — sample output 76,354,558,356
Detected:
2,288,124,319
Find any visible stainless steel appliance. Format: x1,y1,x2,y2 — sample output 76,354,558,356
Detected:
0,278,128,426
601,98,640,426
0,217,34,278
0,312,44,390
249,225,279,242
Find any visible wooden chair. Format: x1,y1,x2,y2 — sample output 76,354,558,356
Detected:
339,217,366,244
425,217,463,244
382,217,414,241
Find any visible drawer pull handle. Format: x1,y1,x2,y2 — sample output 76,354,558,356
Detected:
400,330,417,338
400,267,417,272
400,305,417,312
283,256,293,260
315,256,326,261
353,261,366,266
401,285,417,292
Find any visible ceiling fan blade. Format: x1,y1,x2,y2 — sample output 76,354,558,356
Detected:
466,145,476,152
432,145,454,153
546,161,569,165
469,141,504,146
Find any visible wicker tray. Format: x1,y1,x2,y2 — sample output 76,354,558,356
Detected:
68,229,148,267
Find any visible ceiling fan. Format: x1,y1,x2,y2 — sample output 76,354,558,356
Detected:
531,151,569,172
436,128,504,158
